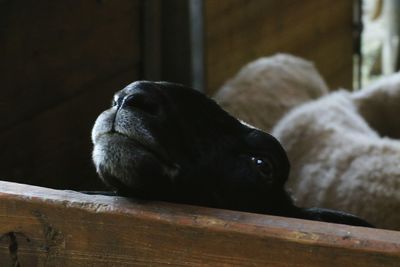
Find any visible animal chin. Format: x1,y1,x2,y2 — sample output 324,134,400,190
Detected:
94,130,180,185
94,130,130,142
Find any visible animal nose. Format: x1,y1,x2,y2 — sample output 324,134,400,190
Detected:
119,89,161,116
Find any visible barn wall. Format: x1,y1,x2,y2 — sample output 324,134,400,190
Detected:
204,0,354,94
0,0,142,189
0,0,354,189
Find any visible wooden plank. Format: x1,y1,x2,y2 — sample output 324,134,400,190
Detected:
0,68,138,191
160,0,192,86
142,0,205,92
189,0,205,92
142,0,163,81
1,181,400,266
0,0,141,132
204,0,354,94
0,0,141,189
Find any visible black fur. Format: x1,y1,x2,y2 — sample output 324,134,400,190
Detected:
91,81,373,227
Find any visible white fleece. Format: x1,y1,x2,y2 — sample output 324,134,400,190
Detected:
272,73,400,230
214,54,328,132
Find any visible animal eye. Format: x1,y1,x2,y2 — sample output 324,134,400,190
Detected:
251,157,274,181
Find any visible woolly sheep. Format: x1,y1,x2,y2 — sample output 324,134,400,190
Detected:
273,73,400,230
214,54,329,132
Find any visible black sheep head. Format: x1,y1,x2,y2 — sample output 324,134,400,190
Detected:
91,81,373,227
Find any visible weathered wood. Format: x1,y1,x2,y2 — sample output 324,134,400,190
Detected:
0,0,141,132
1,0,355,190
204,0,354,94
0,69,137,190
1,181,399,266
142,0,205,92
0,0,141,189
142,0,163,81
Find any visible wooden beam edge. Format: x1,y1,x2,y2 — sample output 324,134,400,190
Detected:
1,180,400,256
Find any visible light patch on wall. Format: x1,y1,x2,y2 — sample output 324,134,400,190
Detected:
361,0,400,87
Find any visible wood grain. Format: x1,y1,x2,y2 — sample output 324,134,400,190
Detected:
0,68,137,190
1,181,399,266
0,0,141,189
204,0,354,94
0,0,141,131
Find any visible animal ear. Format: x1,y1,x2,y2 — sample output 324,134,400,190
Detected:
298,207,374,227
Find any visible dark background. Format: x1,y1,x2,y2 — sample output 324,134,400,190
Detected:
0,0,354,190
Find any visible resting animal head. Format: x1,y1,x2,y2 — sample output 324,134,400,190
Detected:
92,81,372,227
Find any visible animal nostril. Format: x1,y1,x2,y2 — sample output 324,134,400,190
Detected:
121,94,159,115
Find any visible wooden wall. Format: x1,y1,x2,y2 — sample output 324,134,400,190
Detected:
0,0,355,190
204,0,354,94
0,0,141,190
